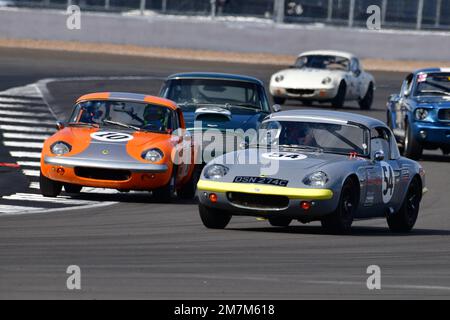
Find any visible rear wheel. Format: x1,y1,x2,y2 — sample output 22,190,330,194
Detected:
442,147,450,156
403,123,423,160
273,96,286,105
359,83,374,110
198,204,232,229
387,178,421,233
64,184,82,194
269,217,292,227
40,171,62,198
321,179,357,234
332,81,346,108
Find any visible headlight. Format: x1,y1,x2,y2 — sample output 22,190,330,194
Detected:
142,149,163,162
51,142,71,155
322,77,332,85
415,108,429,121
204,164,229,180
275,75,284,83
303,171,329,187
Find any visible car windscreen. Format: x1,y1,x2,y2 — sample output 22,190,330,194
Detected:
259,120,369,157
295,55,350,71
69,100,174,133
414,72,450,97
165,79,264,110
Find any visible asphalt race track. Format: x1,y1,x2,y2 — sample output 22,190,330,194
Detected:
0,48,449,299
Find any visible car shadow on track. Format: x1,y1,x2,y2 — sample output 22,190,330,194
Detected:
66,192,199,205
228,225,450,237
421,154,450,163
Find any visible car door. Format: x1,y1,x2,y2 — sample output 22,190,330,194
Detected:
368,127,403,216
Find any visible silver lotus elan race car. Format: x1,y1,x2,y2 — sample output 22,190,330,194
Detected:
197,110,426,234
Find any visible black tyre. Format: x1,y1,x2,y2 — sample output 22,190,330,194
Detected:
64,184,82,194
153,170,176,203
40,171,62,198
273,96,286,105
332,81,346,108
442,147,450,156
177,165,201,200
198,204,232,229
269,217,292,227
387,178,421,233
321,179,357,234
403,122,423,160
359,83,374,110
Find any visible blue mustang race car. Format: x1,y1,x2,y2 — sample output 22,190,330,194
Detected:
387,68,450,159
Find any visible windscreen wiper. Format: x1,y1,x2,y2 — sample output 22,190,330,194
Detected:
103,120,141,131
278,144,324,153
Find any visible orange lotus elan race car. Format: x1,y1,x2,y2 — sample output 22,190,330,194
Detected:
40,92,199,202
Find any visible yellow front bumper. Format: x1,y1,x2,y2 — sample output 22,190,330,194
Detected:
197,180,334,200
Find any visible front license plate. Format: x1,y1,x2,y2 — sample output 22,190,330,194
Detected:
233,176,289,187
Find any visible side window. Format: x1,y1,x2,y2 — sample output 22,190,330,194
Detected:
371,127,391,159
401,74,414,97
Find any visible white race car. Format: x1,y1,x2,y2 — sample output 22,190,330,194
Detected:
270,50,375,109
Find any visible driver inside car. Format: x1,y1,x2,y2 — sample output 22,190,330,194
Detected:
285,125,318,147
142,106,169,131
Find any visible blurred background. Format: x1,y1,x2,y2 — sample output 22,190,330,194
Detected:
4,0,450,30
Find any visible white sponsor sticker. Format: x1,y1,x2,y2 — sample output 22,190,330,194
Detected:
90,131,133,142
381,161,395,204
262,152,307,161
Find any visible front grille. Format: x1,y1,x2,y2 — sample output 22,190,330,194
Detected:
438,109,450,121
227,192,289,210
286,89,315,95
74,167,131,181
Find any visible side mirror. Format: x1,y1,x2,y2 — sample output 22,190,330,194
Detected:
272,104,282,113
56,121,66,130
374,150,385,162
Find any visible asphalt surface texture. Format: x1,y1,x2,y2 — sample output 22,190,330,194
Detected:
0,48,449,299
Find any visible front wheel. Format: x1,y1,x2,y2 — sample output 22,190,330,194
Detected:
359,83,374,110
40,171,62,198
403,123,423,160
272,96,286,105
198,204,231,229
153,170,176,203
321,180,357,234
331,81,346,108
177,165,201,200
387,178,421,233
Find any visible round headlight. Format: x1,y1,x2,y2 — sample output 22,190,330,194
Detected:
303,171,329,187
51,142,71,155
322,77,332,85
275,75,284,83
415,108,429,121
142,149,163,162
204,164,229,180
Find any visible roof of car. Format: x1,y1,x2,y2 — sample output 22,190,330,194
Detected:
267,110,386,129
414,67,450,74
76,92,178,110
166,72,264,86
298,50,356,60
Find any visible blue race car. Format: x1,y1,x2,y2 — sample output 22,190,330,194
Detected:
160,73,280,163
387,68,450,159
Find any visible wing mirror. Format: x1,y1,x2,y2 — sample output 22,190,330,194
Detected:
56,121,66,130
374,150,385,162
272,104,282,113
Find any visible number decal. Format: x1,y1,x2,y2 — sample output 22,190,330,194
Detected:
381,161,395,204
262,152,307,161
91,132,134,142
